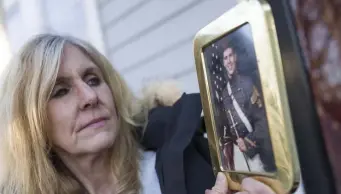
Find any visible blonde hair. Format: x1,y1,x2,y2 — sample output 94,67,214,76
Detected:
0,34,145,194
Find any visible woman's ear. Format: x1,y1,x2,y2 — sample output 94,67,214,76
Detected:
139,79,183,110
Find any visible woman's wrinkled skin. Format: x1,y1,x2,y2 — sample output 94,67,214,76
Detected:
47,44,119,193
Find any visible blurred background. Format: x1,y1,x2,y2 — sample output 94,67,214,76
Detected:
0,0,238,95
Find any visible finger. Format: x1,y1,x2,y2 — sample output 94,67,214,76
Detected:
239,143,246,151
237,141,243,147
245,137,256,147
235,192,249,194
242,142,247,150
211,172,228,194
242,178,275,194
242,144,246,150
205,189,224,194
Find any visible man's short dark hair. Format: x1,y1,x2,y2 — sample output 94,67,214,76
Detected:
221,41,237,56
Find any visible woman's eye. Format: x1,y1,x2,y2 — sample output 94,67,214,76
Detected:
52,88,69,98
87,77,101,86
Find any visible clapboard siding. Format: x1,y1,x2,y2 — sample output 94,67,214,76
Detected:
4,6,24,52
3,0,18,20
3,0,105,56
98,0,236,93
43,0,87,40
100,0,147,26
176,70,200,94
105,0,199,52
123,38,193,92
2,0,16,10
110,0,235,71
3,0,33,52
97,0,112,8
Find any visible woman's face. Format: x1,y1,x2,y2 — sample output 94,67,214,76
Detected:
47,44,118,156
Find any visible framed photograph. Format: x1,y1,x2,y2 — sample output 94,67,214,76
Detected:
193,0,300,193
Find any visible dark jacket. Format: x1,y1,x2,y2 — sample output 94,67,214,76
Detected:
138,93,216,194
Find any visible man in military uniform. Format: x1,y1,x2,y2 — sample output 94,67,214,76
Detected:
218,44,276,173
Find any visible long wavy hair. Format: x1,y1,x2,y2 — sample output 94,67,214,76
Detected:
0,34,145,194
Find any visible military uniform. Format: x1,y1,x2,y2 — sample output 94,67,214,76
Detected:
218,74,276,172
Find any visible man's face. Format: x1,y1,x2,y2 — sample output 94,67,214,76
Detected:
223,47,237,77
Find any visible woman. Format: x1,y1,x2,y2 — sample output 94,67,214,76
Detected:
0,34,275,194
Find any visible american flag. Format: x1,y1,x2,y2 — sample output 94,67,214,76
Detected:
207,43,226,105
204,43,230,143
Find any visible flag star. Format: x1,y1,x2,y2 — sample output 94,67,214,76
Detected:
212,53,214,57
220,67,222,71
220,77,222,81
213,71,215,74
215,55,218,59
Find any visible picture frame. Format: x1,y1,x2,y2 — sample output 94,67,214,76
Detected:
193,0,300,192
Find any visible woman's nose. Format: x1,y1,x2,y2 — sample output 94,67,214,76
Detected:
77,82,98,110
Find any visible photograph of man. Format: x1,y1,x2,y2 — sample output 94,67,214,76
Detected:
218,43,276,173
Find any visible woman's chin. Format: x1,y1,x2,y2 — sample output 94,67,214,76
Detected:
77,131,116,154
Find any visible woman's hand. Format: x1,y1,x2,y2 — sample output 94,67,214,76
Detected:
205,172,228,194
236,177,276,194
236,138,247,152
206,172,276,194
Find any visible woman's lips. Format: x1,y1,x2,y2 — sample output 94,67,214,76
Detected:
86,119,106,129
78,117,109,132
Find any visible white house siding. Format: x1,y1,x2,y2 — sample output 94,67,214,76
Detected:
41,0,106,54
2,0,105,54
0,2,12,74
98,0,237,94
3,2,24,52
2,0,45,52
42,0,87,40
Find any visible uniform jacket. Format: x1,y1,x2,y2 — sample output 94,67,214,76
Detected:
218,74,276,172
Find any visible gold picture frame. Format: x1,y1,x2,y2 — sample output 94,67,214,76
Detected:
193,0,300,193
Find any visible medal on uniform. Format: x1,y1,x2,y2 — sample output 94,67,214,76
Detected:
193,0,301,193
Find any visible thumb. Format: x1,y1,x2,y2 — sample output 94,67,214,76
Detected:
211,172,228,194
